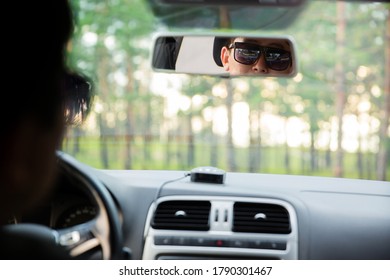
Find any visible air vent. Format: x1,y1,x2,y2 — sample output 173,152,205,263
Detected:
233,202,291,234
152,200,211,231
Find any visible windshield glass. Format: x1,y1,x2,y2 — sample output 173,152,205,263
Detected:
63,0,390,181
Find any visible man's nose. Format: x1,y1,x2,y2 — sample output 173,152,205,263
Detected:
252,54,268,73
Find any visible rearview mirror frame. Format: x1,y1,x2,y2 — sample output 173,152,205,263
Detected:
152,33,298,78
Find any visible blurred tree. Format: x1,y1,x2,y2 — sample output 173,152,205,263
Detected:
68,0,155,168
377,4,390,181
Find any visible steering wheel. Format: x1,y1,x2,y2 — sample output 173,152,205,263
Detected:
0,152,123,260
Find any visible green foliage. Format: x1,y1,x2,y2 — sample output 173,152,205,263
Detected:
62,136,390,181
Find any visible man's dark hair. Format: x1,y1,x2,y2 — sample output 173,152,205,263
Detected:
213,37,233,67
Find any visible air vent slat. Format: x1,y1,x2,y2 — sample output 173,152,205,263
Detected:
233,202,291,234
152,200,211,231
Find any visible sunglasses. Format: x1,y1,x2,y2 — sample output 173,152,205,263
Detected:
228,42,292,71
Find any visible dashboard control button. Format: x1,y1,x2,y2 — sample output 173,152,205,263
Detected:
261,241,287,250
191,237,214,246
173,236,190,245
230,239,247,248
154,236,173,245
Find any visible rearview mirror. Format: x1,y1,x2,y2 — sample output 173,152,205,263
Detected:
152,34,298,78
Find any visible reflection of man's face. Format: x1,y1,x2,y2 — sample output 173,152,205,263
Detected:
220,37,292,76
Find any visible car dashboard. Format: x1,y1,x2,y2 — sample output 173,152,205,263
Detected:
15,154,390,260
94,166,390,260
14,155,390,260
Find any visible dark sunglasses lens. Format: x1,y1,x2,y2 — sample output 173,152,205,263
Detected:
234,47,260,65
265,49,291,71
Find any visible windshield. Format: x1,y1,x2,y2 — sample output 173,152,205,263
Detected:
63,0,390,181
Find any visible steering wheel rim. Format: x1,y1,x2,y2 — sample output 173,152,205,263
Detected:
0,152,123,260
55,151,123,259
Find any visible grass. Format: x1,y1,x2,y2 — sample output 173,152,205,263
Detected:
61,136,390,181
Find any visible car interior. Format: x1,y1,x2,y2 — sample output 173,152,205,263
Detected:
2,0,389,260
